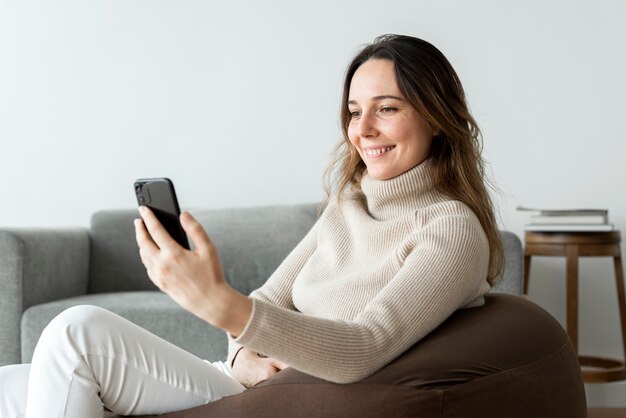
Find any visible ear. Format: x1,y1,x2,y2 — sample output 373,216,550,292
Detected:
427,121,440,137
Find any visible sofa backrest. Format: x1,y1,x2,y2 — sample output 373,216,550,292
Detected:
492,231,523,295
88,203,523,296
88,203,320,294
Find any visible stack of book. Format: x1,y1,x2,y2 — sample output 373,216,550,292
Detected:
517,206,613,232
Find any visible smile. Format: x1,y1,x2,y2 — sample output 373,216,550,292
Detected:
364,146,396,157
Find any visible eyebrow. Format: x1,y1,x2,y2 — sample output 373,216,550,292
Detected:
348,95,405,105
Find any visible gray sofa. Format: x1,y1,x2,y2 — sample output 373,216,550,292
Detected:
0,202,523,367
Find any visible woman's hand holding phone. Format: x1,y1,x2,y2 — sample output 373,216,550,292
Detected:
134,206,252,336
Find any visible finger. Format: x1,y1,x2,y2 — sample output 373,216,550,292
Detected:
139,206,179,251
134,218,159,254
258,365,279,382
180,211,212,254
261,357,283,370
271,359,289,370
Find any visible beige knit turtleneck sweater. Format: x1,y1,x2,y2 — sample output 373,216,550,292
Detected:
228,159,490,384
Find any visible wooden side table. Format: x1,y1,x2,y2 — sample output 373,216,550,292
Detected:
524,230,626,383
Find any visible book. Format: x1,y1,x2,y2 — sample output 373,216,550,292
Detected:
524,223,614,232
517,206,609,217
530,215,608,225
518,206,612,232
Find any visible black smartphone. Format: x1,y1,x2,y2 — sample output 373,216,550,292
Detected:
134,178,190,250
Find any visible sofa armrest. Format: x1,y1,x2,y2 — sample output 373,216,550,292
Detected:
0,228,90,365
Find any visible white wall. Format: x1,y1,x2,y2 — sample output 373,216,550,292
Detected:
1,0,625,407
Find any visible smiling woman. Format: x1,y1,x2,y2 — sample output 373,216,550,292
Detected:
0,34,507,418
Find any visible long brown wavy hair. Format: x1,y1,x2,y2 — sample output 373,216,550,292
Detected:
323,34,504,284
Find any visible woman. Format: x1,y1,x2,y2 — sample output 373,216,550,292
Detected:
0,34,504,417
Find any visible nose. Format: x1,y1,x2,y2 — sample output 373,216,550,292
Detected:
357,112,378,138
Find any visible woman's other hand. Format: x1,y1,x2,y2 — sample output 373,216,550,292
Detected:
134,206,252,335
231,348,289,388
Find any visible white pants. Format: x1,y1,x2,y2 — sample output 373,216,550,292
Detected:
0,305,246,418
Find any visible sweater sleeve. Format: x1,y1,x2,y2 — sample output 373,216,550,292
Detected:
226,217,320,366
233,214,490,383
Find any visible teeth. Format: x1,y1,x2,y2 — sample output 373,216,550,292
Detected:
365,146,395,156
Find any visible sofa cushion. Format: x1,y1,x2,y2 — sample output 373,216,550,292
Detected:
21,291,226,363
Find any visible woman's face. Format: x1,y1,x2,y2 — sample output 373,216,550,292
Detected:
347,59,435,180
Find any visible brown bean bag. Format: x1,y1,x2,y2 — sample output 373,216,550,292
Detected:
107,294,586,418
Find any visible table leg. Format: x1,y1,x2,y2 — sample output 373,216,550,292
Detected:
614,255,626,359
523,254,531,295
566,245,579,352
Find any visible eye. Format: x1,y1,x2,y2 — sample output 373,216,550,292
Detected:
379,106,397,114
349,110,361,119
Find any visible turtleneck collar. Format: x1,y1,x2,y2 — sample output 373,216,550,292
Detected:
359,158,436,221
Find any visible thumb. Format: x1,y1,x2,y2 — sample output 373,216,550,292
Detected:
180,211,211,252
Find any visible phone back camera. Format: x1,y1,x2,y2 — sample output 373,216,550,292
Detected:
135,182,151,205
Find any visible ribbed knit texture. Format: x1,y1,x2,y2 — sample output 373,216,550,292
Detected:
229,159,490,384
